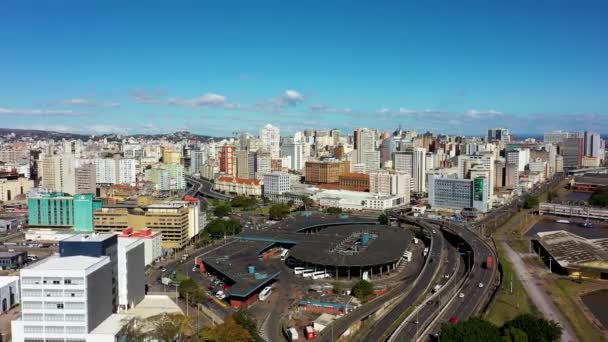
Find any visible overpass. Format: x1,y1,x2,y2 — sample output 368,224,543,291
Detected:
185,175,234,200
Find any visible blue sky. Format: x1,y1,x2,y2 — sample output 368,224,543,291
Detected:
1,0,607,136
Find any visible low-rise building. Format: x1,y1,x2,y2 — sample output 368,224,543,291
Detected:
0,276,19,313
214,176,262,196
0,251,27,270
119,228,163,266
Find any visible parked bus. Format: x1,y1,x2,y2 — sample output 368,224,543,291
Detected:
293,267,306,275
312,271,330,280
258,286,272,301
302,270,316,278
280,249,289,260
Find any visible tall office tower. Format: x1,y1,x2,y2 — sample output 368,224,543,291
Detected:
93,158,116,184
494,159,506,188
75,163,96,194
117,158,137,185
162,148,182,164
255,151,272,180
219,144,235,176
145,167,171,191
543,130,578,144
330,129,341,145
122,144,144,159
235,150,250,179
117,238,145,310
392,151,413,175
458,153,495,198
39,155,63,192
304,160,351,184
369,170,411,198
428,174,489,213
166,163,186,190
412,148,427,193
505,149,530,172
260,124,281,158
379,137,395,164
363,151,381,173
584,131,603,157
190,149,207,175
505,163,520,189
239,132,253,150
280,139,305,171
561,137,584,169
425,152,435,171
487,128,511,143
28,193,102,232
59,233,119,309
11,255,113,342
355,128,376,165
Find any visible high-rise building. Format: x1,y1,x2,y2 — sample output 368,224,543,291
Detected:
74,163,96,195
59,233,119,308
28,193,102,232
561,137,584,169
166,163,185,190
263,172,291,197
428,174,489,212
162,148,181,164
11,255,113,342
369,170,411,198
458,153,495,199
412,148,427,193
260,124,281,158
304,160,350,184
354,128,376,171
255,151,272,180
584,131,604,158
145,167,171,191
0,176,33,202
190,149,207,175
487,128,511,143
379,137,395,163
235,150,250,179
117,238,145,310
544,130,579,144
280,140,305,171
219,144,235,176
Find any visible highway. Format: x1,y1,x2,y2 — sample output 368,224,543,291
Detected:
185,175,233,200
316,218,444,342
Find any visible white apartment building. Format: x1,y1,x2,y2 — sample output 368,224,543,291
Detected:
117,238,145,310
280,141,304,171
369,171,411,200
412,148,427,193
0,276,19,314
263,172,291,197
12,256,113,342
260,124,281,158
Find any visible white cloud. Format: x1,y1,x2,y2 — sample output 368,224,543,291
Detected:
465,109,503,118
169,93,228,107
129,89,166,104
0,107,83,116
377,108,391,114
61,98,121,108
282,89,304,105
310,104,353,114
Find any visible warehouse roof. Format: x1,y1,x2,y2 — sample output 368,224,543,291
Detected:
536,230,608,271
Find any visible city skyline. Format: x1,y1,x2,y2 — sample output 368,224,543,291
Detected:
1,1,607,135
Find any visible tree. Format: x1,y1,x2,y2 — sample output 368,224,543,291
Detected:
589,189,608,207
200,315,251,342
426,203,432,209
230,195,257,209
287,199,295,207
214,203,232,217
205,219,228,239
269,203,290,220
178,277,207,305
546,190,558,202
332,281,345,294
149,313,194,342
502,326,529,342
440,317,501,341
503,314,562,342
120,317,147,342
351,280,374,301
301,196,314,207
523,195,539,209
378,213,389,225
225,218,242,235
326,207,343,215
233,310,264,342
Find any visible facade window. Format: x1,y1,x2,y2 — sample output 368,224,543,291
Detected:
56,303,64,309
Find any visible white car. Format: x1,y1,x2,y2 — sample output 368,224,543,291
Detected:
458,292,465,298
478,282,484,288
214,291,226,300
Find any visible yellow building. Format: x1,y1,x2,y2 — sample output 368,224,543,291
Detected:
94,202,191,250
162,148,182,164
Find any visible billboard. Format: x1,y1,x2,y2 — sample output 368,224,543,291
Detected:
473,178,485,202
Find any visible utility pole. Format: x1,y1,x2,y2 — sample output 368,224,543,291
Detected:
186,292,189,316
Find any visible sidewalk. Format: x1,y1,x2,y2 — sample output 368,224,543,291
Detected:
501,241,576,342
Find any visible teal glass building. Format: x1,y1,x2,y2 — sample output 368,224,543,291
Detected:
28,193,102,232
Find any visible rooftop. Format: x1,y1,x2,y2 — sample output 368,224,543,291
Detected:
574,173,608,186
217,176,262,186
0,276,19,287
537,230,608,271
29,255,110,271
0,250,27,258
61,232,116,243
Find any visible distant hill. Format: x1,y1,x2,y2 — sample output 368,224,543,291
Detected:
0,127,229,142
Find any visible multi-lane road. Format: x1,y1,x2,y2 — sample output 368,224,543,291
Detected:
185,175,233,200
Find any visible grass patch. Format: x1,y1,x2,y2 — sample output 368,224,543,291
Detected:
543,277,605,342
485,243,536,326
253,206,270,215
508,239,530,254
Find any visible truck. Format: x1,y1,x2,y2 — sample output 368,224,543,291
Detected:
485,256,494,269
423,247,429,257
412,237,419,244
432,284,442,293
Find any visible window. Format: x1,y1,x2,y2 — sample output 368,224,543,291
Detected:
56,303,64,309
64,279,71,284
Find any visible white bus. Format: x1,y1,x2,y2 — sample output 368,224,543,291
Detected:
258,286,272,301
293,267,306,275
280,249,289,260
312,271,330,280
302,270,316,278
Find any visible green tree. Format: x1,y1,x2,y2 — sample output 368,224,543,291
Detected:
326,207,343,215
149,313,194,342
503,314,562,342
233,310,264,342
439,317,501,341
269,203,290,220
287,199,295,207
214,203,232,217
523,196,539,209
205,219,228,239
351,280,374,301
225,218,242,235
502,326,529,342
301,196,314,207
230,196,257,209
332,281,344,294
200,315,252,342
120,317,147,342
589,189,608,207
178,277,207,305
546,190,558,202
378,213,389,225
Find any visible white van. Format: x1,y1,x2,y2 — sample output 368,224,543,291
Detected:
258,286,272,301
312,271,330,280
280,249,289,260
287,327,299,341
302,270,316,278
293,267,306,275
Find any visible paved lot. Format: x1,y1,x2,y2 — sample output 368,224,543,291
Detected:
581,289,608,330
526,219,608,239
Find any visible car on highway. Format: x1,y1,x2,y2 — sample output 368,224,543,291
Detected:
458,292,465,298
478,282,484,288
449,316,458,324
